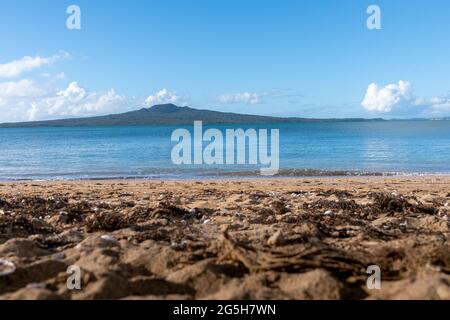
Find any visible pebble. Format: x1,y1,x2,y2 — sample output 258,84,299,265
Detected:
0,209,4,216
203,219,211,224
189,208,197,215
0,258,16,276
267,230,285,246
157,218,169,226
436,285,450,299
324,210,333,215
170,242,182,250
26,282,47,289
51,252,66,261
100,235,117,242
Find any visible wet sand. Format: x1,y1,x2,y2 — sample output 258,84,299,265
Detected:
0,177,449,300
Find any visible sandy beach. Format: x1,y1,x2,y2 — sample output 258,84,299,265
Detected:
0,177,449,300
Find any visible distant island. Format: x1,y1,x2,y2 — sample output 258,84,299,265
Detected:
0,104,387,128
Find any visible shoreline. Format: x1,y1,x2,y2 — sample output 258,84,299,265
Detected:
2,176,450,198
1,173,450,184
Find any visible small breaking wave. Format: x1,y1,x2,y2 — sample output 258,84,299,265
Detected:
1,167,450,181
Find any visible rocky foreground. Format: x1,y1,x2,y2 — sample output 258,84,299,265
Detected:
0,177,449,300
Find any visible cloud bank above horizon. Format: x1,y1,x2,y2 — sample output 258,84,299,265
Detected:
2,52,450,122
361,80,450,117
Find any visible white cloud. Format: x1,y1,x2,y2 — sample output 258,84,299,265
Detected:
42,82,125,118
41,72,66,80
0,51,69,78
145,89,183,106
0,79,48,121
361,80,450,117
414,96,450,115
0,81,126,122
0,79,46,99
430,99,450,113
0,52,130,122
362,80,412,113
216,89,304,106
217,92,268,105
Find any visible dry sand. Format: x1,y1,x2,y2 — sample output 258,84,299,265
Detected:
0,177,449,300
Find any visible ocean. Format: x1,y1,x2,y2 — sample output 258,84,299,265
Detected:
1,120,450,180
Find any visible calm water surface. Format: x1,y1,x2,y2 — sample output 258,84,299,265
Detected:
0,121,449,180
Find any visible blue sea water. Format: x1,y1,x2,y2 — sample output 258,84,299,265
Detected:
0,120,450,180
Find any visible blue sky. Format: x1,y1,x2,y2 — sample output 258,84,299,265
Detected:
1,0,450,121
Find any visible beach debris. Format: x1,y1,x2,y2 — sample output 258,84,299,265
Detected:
30,217,53,230
57,211,69,224
219,229,366,274
371,192,438,215
0,258,16,276
85,212,130,232
270,200,289,214
0,198,10,208
152,202,191,220
0,182,449,300
371,192,410,212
